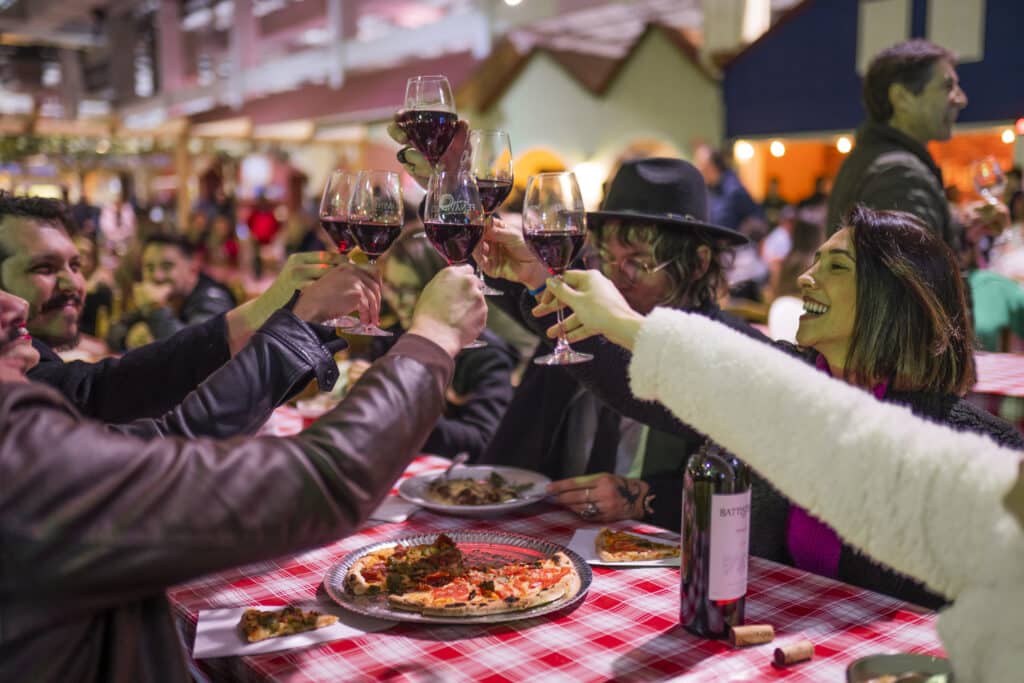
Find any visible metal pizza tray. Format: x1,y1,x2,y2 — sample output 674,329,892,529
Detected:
323,530,592,625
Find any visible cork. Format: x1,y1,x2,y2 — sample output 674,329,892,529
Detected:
728,624,775,647
773,640,814,666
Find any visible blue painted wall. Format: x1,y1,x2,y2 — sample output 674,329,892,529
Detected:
723,0,1024,138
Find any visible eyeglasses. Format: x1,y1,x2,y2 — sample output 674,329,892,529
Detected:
582,248,673,285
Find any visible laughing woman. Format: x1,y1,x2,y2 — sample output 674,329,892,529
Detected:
536,204,1024,608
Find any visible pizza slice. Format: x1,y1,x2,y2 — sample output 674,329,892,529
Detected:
595,528,680,562
345,547,395,596
345,534,466,597
238,605,338,643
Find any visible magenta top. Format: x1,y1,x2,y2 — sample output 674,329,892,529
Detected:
785,355,888,579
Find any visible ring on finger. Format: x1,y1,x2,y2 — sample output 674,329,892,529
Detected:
580,501,599,519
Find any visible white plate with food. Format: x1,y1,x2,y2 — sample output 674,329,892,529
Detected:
398,465,550,517
323,531,591,624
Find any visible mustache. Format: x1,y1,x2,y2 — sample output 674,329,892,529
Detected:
40,293,83,313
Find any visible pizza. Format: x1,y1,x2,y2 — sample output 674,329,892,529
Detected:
344,534,581,617
345,533,463,596
238,605,338,642
425,471,533,505
595,528,680,562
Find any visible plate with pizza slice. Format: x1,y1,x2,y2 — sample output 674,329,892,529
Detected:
398,465,550,517
323,531,592,624
567,527,681,567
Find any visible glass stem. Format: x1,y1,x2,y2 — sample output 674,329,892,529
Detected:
553,276,571,355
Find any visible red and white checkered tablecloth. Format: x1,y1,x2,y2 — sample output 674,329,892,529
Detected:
973,352,1024,398
168,456,944,683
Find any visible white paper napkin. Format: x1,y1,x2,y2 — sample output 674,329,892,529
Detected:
368,496,419,523
192,601,395,659
568,527,681,567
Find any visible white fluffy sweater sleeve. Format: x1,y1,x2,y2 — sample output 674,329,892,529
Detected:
629,308,1024,683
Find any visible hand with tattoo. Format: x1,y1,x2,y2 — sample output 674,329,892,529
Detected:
546,473,653,522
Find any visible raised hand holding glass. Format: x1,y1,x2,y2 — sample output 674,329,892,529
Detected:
318,170,359,328
424,170,488,348
344,170,403,336
469,129,513,295
522,172,592,365
397,75,458,169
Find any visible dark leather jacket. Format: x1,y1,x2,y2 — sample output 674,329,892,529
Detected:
29,314,233,423
30,308,347,440
0,329,453,682
107,272,237,351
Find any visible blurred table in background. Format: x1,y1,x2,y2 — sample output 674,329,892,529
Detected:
969,351,1024,432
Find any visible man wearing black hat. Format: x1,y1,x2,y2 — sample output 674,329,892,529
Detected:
474,158,774,536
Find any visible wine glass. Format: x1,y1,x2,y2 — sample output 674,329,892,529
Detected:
974,156,1007,205
397,75,458,169
469,129,513,296
423,170,488,349
345,170,404,337
318,170,359,328
522,172,592,366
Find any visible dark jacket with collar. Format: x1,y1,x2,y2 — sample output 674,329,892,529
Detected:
107,272,236,351
826,121,957,246
27,306,346,439
0,326,453,683
29,313,232,423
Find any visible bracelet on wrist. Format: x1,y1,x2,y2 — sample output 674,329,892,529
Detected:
527,283,546,297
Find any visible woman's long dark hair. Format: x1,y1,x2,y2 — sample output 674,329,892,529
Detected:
843,205,975,395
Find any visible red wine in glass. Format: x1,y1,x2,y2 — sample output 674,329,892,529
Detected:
320,218,354,254
424,221,484,265
396,109,459,167
349,221,402,261
475,178,513,214
524,230,584,275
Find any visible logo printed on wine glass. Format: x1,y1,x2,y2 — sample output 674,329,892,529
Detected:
439,194,473,214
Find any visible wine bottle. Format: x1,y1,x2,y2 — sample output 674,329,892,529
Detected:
680,440,751,638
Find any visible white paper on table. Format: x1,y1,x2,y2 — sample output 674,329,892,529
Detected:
192,601,395,659
568,527,681,567
368,496,419,523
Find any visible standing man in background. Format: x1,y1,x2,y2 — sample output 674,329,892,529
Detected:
826,39,967,245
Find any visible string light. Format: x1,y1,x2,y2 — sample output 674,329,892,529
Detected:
836,136,852,154
769,140,785,158
733,140,755,162
1001,129,1015,144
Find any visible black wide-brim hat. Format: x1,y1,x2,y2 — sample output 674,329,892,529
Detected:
587,157,748,245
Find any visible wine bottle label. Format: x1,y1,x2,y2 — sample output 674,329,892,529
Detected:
707,490,752,601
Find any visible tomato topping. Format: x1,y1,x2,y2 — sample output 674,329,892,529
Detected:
431,580,471,601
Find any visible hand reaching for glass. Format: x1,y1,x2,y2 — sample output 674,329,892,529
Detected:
388,118,470,189
292,263,383,327
408,264,488,357
473,216,550,291
531,270,645,351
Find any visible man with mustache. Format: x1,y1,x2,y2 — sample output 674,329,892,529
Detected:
0,193,378,431
0,268,487,681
